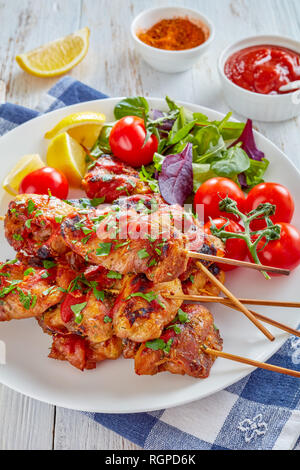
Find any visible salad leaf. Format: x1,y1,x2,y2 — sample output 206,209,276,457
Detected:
193,125,226,162
90,125,112,157
150,109,175,131
242,158,270,190
158,143,193,205
139,165,160,192
114,97,149,120
232,119,265,162
211,146,250,179
192,163,216,193
167,120,196,146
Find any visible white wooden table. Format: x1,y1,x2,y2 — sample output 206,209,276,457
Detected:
0,0,299,450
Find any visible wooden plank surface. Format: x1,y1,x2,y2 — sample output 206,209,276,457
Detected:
0,0,299,450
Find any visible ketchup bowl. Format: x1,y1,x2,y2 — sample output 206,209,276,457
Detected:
218,35,300,122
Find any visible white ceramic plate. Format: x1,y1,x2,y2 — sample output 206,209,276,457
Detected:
0,98,299,413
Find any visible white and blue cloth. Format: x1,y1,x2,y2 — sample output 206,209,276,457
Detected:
0,77,299,450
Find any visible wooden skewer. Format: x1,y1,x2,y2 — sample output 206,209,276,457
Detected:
188,251,290,276
224,303,300,338
203,346,300,378
108,289,299,337
196,262,275,341
164,294,300,309
163,293,300,338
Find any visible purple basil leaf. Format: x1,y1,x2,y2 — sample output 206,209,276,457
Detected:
238,172,248,189
150,109,175,131
158,143,193,206
232,119,265,162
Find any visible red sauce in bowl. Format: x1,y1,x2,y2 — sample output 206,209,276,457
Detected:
224,45,300,95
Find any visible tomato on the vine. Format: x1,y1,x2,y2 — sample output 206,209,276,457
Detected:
252,222,300,274
194,177,246,222
19,167,69,199
109,116,158,167
245,182,295,231
204,218,248,271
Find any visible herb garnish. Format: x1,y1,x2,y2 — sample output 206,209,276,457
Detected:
71,302,87,324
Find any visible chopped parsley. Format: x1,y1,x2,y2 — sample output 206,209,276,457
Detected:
114,241,130,249
138,249,150,259
96,242,112,257
146,338,174,354
166,324,181,334
25,219,32,229
93,288,105,302
177,308,190,324
107,271,123,280
104,315,112,323
17,289,37,310
43,260,56,269
13,234,24,241
148,259,157,267
27,199,36,214
24,268,36,276
55,215,65,224
90,197,105,207
126,291,166,309
0,279,22,298
71,302,87,324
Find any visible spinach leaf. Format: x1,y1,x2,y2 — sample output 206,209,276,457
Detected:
90,125,112,157
192,163,216,192
211,146,250,178
242,158,270,190
114,97,149,119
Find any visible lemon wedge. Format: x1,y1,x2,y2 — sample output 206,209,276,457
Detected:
45,111,106,149
15,27,90,78
3,154,45,196
46,132,86,186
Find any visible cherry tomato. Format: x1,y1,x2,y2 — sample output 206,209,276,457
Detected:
109,116,158,167
19,167,69,199
245,182,295,231
204,218,248,271
253,222,300,274
60,292,87,323
194,177,246,222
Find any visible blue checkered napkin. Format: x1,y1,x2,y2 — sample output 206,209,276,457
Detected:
0,76,299,450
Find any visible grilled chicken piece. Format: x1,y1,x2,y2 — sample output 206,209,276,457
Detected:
5,194,77,259
82,154,152,203
39,263,122,344
61,199,189,283
48,334,123,371
112,273,183,342
0,259,64,321
133,304,223,378
181,266,225,297
40,290,115,344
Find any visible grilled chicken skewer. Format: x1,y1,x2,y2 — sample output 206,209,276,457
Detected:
0,258,68,321
123,304,223,378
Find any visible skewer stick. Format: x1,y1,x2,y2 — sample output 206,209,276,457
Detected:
107,289,299,338
188,251,290,276
224,304,300,338
164,293,300,338
203,346,300,378
196,262,275,341
164,294,300,309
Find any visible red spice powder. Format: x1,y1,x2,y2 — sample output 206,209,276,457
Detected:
137,17,209,51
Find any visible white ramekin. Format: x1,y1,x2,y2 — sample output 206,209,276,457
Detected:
131,6,215,74
218,35,300,122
